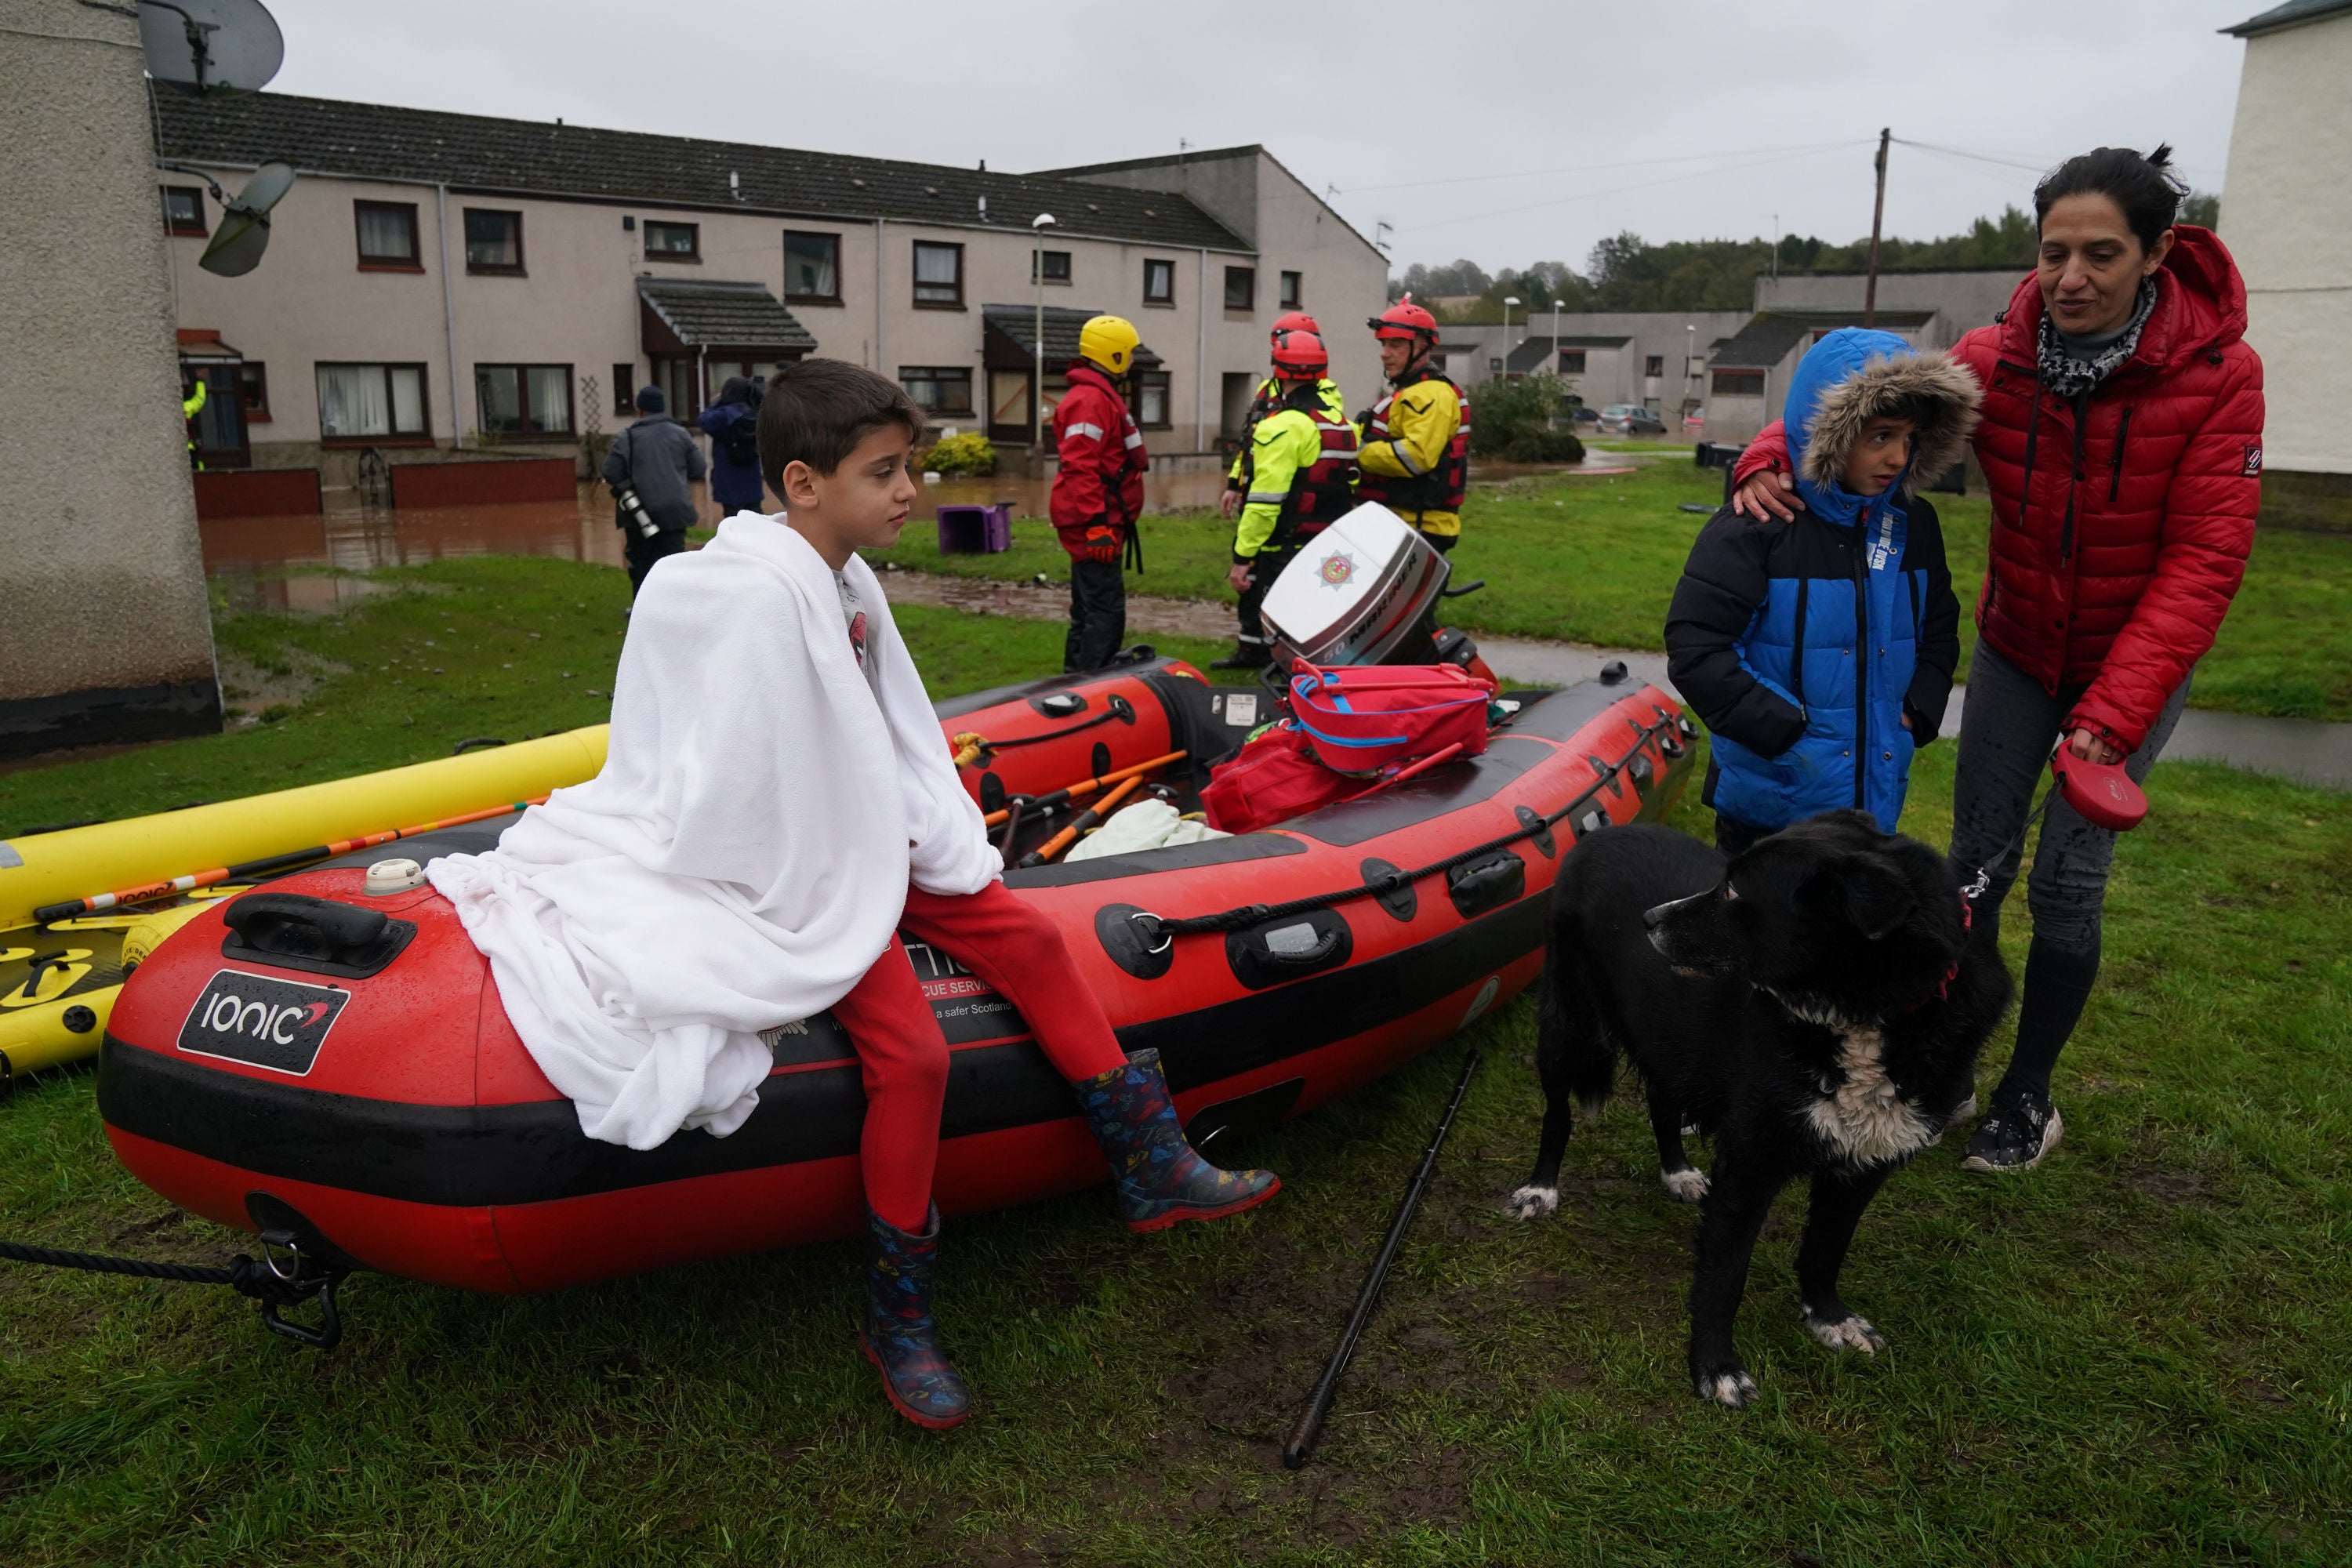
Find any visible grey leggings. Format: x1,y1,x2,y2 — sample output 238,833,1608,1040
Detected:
1950,640,2190,953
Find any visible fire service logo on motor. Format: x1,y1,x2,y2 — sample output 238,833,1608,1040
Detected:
176,969,349,1076
1316,550,1357,589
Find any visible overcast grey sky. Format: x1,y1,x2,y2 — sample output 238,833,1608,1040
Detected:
262,0,2255,277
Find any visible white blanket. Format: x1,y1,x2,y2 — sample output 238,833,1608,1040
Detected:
1064,799,1229,862
427,514,998,1149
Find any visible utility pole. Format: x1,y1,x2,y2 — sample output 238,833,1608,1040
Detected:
1863,128,1890,328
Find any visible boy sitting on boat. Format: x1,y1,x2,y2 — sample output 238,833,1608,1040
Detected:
430,359,1276,1430
1664,329,1975,852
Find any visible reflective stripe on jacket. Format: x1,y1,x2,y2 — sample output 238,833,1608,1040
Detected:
1357,368,1469,535
1234,397,1359,560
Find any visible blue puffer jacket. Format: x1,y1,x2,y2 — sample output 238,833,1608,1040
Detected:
1666,328,1974,833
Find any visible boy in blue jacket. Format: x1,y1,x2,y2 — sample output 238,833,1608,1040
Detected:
1666,328,1978,852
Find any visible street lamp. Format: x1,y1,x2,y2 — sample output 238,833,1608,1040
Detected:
1501,296,1521,376
1032,212,1056,449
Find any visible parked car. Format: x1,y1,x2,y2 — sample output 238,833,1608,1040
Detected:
1596,404,1668,436
1570,405,1600,426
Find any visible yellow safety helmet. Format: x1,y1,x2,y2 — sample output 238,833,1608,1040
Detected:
1077,314,1141,376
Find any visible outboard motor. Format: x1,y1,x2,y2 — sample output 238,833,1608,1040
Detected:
1257,503,1496,688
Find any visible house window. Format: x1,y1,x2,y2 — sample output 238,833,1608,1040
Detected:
1224,267,1255,311
900,367,975,418
317,362,429,441
784,231,840,302
475,365,574,437
464,209,524,274
1279,270,1301,310
1142,257,1175,304
1646,354,1666,377
354,201,420,269
1489,358,1504,373
644,220,699,260
1711,369,1766,396
1559,350,1587,374
612,362,635,416
1132,370,1172,430
1033,249,1072,284
239,363,270,423
162,186,207,236
912,241,964,307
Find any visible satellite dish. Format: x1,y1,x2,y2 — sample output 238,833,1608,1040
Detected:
138,0,285,96
198,161,295,277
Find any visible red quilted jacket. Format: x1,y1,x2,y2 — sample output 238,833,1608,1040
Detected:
1732,227,2264,752
1048,363,1149,564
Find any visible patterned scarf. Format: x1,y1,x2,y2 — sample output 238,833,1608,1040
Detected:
2036,277,2158,401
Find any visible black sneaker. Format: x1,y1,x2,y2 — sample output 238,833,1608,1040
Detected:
1962,1086,2063,1173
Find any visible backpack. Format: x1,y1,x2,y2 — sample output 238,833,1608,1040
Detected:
1284,662,1495,774
1200,722,1359,834
721,403,760,466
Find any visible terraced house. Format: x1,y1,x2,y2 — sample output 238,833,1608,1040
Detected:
152,93,1386,499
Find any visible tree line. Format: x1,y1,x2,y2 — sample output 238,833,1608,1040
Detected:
1394,197,2218,320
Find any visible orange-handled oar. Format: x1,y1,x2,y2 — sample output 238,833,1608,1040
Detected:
30,797,549,924
981,750,1186,828
1017,775,1145,868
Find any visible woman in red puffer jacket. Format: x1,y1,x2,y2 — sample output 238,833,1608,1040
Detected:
1730,145,2263,1176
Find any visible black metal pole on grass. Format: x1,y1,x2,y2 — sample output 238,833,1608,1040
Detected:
1281,1047,1483,1470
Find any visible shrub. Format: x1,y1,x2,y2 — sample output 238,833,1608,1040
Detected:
921,433,996,476
1469,372,1584,463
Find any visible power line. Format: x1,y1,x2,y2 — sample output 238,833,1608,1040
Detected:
1340,140,1864,196
1396,140,1873,234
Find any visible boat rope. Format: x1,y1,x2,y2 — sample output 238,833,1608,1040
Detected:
1127,710,1678,952
951,696,1134,768
0,1237,347,1348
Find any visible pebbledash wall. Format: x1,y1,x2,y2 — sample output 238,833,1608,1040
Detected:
153,95,1388,487
2222,0,2352,529
0,0,218,760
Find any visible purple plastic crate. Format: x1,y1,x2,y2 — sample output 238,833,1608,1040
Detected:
936,502,1014,554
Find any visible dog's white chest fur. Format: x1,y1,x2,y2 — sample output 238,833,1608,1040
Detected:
1805,1023,1939,1167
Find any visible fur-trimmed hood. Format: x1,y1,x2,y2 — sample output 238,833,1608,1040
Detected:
1787,329,1982,524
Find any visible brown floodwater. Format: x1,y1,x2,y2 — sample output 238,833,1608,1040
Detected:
201,456,1642,612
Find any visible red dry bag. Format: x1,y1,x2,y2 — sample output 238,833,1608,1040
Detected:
1286,661,1496,774
1200,721,1359,834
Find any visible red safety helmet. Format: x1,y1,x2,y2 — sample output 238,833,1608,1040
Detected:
1270,328,1328,379
1368,295,1439,343
1271,310,1321,342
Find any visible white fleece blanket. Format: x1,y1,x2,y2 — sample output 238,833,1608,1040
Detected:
427,514,999,1149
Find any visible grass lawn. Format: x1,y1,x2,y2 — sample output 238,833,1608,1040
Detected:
873,463,2352,724
0,556,2346,1564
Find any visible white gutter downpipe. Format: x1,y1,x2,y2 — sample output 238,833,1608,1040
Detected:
436,184,462,445
1196,249,1208,450
873,218,886,372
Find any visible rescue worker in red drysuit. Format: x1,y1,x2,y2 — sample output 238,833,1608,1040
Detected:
1049,315,1150,672
1221,330,1359,669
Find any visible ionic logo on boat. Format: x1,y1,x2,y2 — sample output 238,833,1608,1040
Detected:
175,969,348,1075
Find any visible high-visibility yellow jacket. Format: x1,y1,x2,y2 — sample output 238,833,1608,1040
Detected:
1358,373,1466,537
1234,404,1357,559
1228,376,1345,487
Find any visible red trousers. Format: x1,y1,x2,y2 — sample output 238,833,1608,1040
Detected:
832,880,1127,1230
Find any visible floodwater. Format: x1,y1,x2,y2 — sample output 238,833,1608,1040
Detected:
200,454,1649,612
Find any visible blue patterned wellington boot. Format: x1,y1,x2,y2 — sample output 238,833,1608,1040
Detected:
859,1204,971,1430
1076,1049,1280,1232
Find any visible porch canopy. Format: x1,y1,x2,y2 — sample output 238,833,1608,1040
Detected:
637,278,818,363
982,304,1160,374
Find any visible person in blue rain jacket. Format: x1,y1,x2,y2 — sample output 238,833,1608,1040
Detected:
1665,328,1980,851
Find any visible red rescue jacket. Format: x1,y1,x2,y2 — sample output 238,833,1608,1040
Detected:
1049,363,1149,564
1732,227,2264,752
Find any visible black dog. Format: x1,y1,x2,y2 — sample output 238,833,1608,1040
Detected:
1507,812,2012,1406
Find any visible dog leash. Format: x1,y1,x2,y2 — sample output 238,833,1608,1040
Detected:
1958,772,2063,906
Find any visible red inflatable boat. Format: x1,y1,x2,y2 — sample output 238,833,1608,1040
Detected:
97,656,1692,1296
